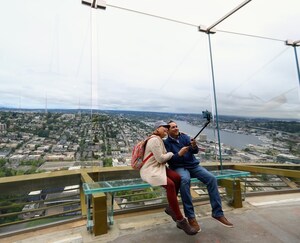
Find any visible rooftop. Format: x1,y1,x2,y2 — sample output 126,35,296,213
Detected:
3,192,300,243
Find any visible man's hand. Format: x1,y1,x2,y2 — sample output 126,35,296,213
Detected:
190,138,197,148
178,146,189,157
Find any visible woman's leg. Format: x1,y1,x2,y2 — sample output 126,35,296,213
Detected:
163,169,198,235
166,168,181,196
162,168,183,221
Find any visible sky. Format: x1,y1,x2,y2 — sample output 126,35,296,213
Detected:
0,0,300,119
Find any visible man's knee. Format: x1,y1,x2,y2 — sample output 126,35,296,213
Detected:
180,176,190,186
208,175,217,185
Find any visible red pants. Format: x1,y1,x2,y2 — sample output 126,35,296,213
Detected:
162,168,183,220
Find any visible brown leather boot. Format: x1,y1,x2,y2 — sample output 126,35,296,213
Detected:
188,218,201,232
212,215,233,228
176,218,198,235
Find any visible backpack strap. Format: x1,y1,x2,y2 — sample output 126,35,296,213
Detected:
142,152,153,163
142,135,157,163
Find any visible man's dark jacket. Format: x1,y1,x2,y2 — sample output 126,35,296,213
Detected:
164,133,199,169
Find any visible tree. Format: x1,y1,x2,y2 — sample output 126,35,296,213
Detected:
93,135,99,143
0,159,7,167
37,130,49,138
243,148,251,152
103,158,112,167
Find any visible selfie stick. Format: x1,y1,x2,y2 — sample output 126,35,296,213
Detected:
193,110,212,140
193,120,211,139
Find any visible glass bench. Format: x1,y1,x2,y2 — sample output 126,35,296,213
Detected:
83,169,250,231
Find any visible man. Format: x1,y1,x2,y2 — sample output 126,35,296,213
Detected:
164,120,233,232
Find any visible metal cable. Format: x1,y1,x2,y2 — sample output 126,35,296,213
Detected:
217,30,285,43
106,4,287,43
107,4,198,28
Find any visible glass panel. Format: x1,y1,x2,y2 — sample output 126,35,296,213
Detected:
210,32,299,163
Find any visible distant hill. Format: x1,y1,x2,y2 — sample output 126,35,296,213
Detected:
0,107,299,123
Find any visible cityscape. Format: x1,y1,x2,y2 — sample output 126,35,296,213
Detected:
0,1,299,241
0,109,299,177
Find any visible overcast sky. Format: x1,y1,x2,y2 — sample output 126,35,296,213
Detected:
0,0,299,119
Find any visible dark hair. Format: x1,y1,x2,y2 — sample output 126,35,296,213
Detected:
168,120,175,124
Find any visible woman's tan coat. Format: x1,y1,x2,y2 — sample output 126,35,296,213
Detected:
140,136,173,186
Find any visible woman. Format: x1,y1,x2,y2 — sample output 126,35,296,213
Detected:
140,121,197,235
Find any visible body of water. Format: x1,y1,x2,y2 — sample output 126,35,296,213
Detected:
175,120,264,149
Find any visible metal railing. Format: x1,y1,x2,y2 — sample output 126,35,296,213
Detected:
0,163,299,237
